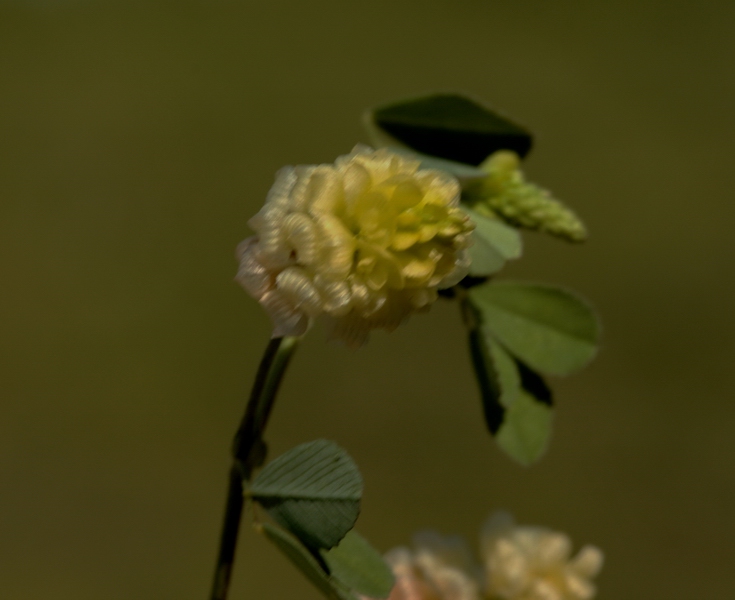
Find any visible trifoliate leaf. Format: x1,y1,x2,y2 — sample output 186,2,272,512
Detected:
321,530,395,599
466,299,552,465
464,207,523,277
260,522,357,600
495,387,553,466
469,282,600,376
250,439,363,549
365,94,533,166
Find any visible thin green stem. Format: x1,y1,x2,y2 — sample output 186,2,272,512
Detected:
209,336,300,600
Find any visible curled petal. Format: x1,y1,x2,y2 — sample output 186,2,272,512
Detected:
275,266,323,317
235,237,273,299
306,166,345,215
316,213,356,279
265,166,298,209
342,161,372,204
283,212,320,266
259,289,309,337
314,275,352,317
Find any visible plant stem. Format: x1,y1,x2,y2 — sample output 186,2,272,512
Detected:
209,336,300,600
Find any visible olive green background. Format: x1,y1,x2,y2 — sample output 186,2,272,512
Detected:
2,1,734,598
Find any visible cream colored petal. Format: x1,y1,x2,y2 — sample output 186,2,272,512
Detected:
255,219,292,269
288,166,316,212
486,537,531,597
306,165,345,215
528,578,564,600
247,203,282,234
265,166,298,209
568,546,603,579
341,161,372,204
513,529,547,557
259,289,309,337
315,213,356,278
415,169,461,205
348,275,387,316
535,532,572,565
235,238,273,299
357,241,405,289
314,275,352,317
564,572,596,600
425,564,479,600
412,531,480,579
283,212,320,266
275,266,323,317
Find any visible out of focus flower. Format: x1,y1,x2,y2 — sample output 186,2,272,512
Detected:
482,512,603,600
377,532,481,600
236,145,474,346
364,513,602,600
467,151,587,243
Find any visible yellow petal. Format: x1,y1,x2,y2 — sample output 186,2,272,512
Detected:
391,231,420,251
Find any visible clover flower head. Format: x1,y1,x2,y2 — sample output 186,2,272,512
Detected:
363,513,602,600
367,532,481,600
236,145,474,346
482,512,603,600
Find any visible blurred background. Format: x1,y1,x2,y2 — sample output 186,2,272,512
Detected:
2,1,734,598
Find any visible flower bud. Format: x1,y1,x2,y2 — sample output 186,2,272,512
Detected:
470,151,587,243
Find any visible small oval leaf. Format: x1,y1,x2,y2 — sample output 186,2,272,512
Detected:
465,208,523,277
321,530,395,599
469,282,600,375
250,439,363,549
495,389,553,466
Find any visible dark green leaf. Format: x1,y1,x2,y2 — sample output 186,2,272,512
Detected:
321,531,395,599
260,523,357,600
366,94,533,166
469,282,600,375
250,439,363,549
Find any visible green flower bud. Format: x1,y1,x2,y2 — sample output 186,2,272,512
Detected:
469,151,587,243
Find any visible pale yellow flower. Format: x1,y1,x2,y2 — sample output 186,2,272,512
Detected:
236,145,474,346
363,514,602,600
366,533,481,600
482,512,603,600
